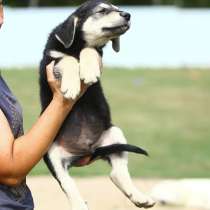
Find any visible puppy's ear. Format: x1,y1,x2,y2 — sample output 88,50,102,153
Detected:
112,38,120,52
55,16,78,49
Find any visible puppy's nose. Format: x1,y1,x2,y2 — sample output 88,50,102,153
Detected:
120,12,131,21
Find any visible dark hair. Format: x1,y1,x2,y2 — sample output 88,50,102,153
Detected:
0,0,3,5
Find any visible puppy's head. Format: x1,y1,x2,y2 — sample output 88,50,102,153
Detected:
55,0,131,52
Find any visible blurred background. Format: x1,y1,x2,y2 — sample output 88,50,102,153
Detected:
0,0,210,209
0,0,210,67
3,0,210,7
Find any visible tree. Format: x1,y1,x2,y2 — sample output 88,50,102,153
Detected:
176,0,210,7
28,0,40,7
4,0,210,7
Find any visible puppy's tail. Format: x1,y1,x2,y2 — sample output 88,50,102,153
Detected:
91,143,148,161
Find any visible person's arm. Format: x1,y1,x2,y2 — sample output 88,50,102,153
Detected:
0,60,88,187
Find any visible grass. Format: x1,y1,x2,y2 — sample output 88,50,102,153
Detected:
1,68,210,178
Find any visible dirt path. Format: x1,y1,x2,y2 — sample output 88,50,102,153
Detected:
27,176,198,210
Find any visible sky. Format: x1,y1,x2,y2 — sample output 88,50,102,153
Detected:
0,6,210,68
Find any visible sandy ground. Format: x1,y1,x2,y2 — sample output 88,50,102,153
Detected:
27,176,198,210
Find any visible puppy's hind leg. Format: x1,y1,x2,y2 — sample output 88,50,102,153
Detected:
47,143,88,210
99,126,155,209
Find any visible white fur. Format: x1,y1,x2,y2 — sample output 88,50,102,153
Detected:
49,50,66,59
55,55,80,100
99,3,110,9
48,144,88,210
99,126,155,208
82,12,125,47
50,48,102,98
79,48,101,84
151,179,210,209
48,127,155,209
111,4,119,10
99,3,119,10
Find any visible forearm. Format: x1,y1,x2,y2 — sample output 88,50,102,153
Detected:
10,98,73,182
0,49,100,186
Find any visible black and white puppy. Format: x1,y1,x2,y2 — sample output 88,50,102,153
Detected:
39,0,155,209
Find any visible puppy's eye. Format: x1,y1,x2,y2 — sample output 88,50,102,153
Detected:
98,8,107,14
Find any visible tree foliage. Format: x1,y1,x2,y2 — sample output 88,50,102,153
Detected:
4,0,210,7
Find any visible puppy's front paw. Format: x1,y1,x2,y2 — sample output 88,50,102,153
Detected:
61,76,80,100
80,48,102,85
129,191,156,208
56,56,80,100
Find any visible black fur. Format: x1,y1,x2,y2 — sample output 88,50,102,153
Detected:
38,5,155,208
39,0,134,179
91,144,149,161
39,0,112,178
69,144,148,167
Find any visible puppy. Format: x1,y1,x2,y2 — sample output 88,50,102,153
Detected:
39,0,155,209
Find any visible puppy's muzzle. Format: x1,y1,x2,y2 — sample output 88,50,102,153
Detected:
102,11,131,36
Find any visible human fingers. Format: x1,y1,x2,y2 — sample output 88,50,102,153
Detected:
46,61,56,84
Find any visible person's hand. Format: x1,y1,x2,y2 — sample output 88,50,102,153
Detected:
46,61,89,107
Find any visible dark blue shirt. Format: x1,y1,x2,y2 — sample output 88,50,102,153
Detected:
0,74,34,210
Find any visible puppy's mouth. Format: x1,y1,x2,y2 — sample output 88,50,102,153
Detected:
102,23,130,35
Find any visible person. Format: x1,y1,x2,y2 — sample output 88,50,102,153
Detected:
0,1,102,209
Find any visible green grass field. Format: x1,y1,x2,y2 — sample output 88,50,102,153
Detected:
1,68,210,178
